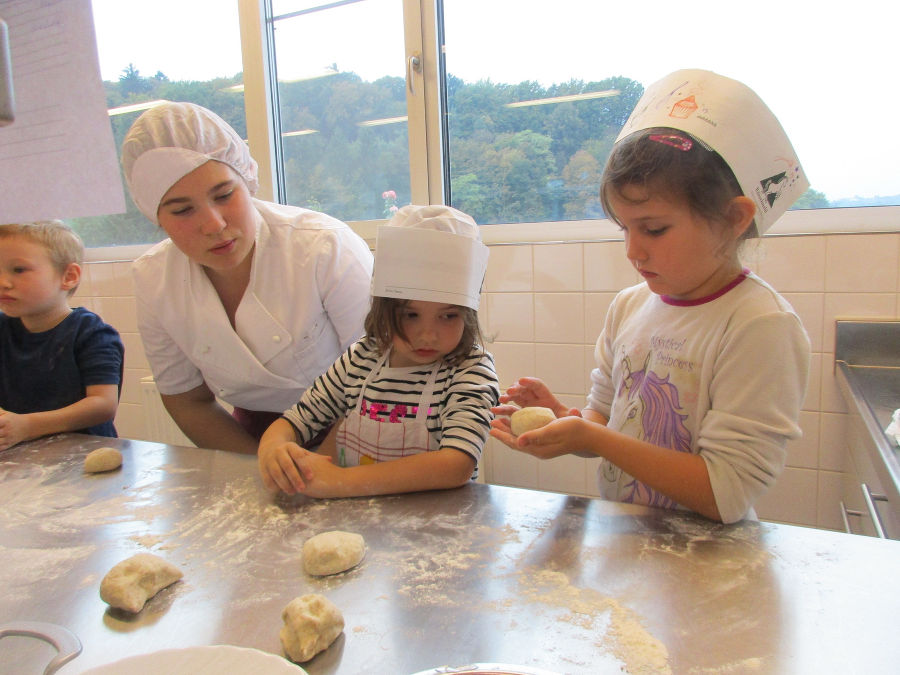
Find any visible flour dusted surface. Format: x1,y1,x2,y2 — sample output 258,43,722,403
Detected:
1,436,779,674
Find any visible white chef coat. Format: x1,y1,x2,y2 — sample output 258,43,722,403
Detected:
133,199,374,413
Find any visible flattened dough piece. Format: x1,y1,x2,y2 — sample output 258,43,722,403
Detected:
510,406,556,436
280,594,344,663
84,446,123,473
99,553,183,613
302,531,365,576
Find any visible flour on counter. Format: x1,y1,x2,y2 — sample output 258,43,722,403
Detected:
1,453,188,606
129,534,167,549
517,566,672,675
157,463,203,474
637,516,770,599
0,543,96,604
687,657,764,673
395,548,482,606
372,504,502,607
157,476,293,569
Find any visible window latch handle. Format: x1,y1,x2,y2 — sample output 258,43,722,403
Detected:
407,53,421,95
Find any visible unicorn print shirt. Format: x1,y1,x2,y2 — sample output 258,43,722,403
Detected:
587,271,810,524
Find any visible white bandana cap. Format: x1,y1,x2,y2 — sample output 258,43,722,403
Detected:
616,69,809,235
372,204,489,310
121,101,259,224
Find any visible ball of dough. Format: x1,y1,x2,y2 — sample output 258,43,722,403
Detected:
84,447,123,473
510,406,556,436
99,553,183,613
280,594,344,663
302,531,365,576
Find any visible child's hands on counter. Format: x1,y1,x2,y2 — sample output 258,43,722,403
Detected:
283,452,343,499
0,408,30,451
258,422,319,494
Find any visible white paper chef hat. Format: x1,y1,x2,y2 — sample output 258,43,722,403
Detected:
371,204,489,310
121,101,259,224
616,69,809,235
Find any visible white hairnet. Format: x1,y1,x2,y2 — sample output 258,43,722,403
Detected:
121,101,259,224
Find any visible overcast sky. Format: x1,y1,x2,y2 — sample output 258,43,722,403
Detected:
90,0,897,202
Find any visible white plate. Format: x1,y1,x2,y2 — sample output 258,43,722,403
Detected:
79,645,306,674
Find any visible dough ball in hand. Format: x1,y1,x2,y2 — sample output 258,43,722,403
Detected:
84,447,122,473
302,531,365,576
99,553,183,613
510,406,556,436
280,594,344,663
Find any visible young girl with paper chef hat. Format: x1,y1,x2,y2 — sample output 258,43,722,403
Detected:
122,102,373,455
258,204,500,497
491,69,811,524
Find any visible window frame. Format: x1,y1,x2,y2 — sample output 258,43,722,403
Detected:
84,0,900,261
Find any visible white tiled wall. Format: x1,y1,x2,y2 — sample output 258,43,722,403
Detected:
77,231,900,531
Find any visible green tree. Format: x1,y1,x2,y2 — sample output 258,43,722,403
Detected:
118,63,151,96
69,66,841,247
791,188,830,210
561,150,603,219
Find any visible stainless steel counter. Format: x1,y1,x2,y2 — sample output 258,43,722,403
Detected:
836,364,900,494
3,434,900,674
835,319,900,538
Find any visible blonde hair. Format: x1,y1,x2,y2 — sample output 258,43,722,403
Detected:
0,220,84,294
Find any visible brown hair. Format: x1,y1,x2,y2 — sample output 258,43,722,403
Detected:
364,296,484,366
0,220,84,295
600,128,757,237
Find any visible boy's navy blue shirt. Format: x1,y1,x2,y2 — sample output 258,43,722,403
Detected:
0,307,124,437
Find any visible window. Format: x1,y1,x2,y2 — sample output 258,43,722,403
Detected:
73,0,900,251
71,0,245,248
261,0,898,235
268,0,411,222
440,0,897,223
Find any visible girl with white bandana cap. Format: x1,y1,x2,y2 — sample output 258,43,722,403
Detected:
258,204,499,498
123,102,373,454
490,70,811,524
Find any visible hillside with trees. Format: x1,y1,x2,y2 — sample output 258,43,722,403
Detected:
73,66,841,247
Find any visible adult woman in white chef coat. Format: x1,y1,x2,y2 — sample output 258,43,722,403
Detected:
122,102,374,454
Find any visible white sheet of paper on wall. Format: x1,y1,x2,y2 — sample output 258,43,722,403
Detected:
0,0,125,222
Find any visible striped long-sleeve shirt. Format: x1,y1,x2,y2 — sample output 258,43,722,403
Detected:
282,338,500,465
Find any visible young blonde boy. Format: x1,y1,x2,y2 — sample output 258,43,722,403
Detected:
0,221,124,450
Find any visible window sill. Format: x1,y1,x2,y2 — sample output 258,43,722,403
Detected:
83,206,900,262
477,205,900,246
353,206,900,248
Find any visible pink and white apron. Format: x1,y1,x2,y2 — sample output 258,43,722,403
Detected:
336,349,440,467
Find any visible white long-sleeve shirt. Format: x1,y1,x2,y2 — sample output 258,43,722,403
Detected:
588,271,810,524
